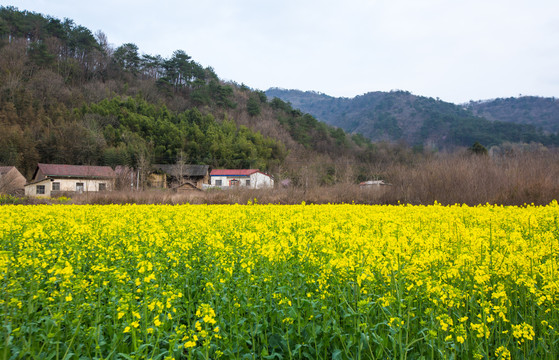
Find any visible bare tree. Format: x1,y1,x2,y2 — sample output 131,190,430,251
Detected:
137,153,151,190
0,40,27,97
173,151,187,187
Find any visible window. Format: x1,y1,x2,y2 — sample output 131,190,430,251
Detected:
215,179,222,186
246,179,251,187
52,182,60,191
36,185,45,194
98,183,106,191
76,182,84,193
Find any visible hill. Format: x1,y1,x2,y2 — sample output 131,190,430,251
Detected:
265,88,558,148
0,6,386,185
466,96,559,134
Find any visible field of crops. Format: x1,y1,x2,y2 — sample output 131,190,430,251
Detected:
1,203,558,359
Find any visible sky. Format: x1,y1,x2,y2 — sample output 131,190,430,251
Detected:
6,0,559,103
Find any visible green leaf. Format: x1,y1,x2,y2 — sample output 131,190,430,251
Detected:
332,348,343,360
117,354,136,360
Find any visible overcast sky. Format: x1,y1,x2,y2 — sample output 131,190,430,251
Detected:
7,0,559,103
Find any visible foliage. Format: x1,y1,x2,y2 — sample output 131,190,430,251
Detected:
246,95,261,117
266,89,559,149
0,194,22,204
82,96,286,169
270,98,354,154
467,96,559,134
468,141,488,156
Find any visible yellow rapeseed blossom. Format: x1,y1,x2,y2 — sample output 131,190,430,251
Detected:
1,203,559,358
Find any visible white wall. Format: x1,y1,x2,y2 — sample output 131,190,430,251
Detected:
211,175,247,188
210,172,273,189
250,172,274,189
25,178,113,197
24,179,51,197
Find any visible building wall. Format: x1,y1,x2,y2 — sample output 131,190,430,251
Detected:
210,173,273,189
148,173,167,188
25,178,114,197
210,175,245,188
251,172,274,189
24,179,51,197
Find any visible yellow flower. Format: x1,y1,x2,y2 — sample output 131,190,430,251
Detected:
184,340,196,349
203,315,216,325
495,346,511,360
282,317,294,325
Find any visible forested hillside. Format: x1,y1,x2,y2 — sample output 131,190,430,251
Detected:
0,6,388,184
266,88,559,148
466,96,559,134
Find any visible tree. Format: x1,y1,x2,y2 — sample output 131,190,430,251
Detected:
140,54,164,80
247,96,261,116
113,43,140,74
469,141,488,156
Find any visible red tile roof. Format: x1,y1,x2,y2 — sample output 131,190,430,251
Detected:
37,163,115,179
210,169,261,176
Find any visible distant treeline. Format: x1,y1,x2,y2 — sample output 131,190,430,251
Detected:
266,89,559,148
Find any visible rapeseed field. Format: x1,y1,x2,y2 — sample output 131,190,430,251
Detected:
1,203,558,359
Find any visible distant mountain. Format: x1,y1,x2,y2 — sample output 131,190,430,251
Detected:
265,88,558,148
466,96,559,134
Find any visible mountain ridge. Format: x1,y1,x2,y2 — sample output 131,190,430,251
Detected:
265,88,559,148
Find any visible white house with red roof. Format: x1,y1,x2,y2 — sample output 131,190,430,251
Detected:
25,163,116,197
209,169,274,189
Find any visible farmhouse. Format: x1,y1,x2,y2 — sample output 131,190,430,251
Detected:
359,180,391,187
209,169,274,189
25,163,116,197
0,166,26,195
151,164,210,191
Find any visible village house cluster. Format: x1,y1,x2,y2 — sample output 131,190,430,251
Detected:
0,163,274,197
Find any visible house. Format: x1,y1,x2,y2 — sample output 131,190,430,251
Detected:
359,180,391,187
25,163,116,197
0,166,26,196
151,164,210,191
209,169,274,189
